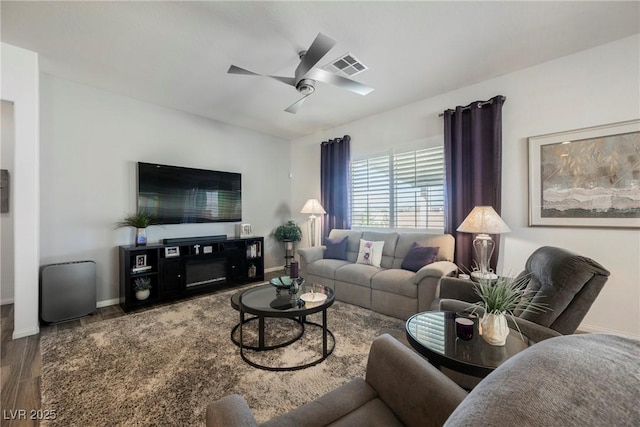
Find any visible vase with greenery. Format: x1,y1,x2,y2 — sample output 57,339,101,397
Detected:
133,277,152,300
115,211,159,246
274,220,302,274
274,220,303,242
470,275,549,346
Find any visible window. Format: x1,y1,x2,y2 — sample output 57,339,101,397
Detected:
350,145,444,230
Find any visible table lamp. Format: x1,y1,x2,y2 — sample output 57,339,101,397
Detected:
456,206,511,280
300,198,326,247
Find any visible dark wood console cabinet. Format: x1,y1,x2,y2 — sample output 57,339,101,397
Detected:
119,236,264,312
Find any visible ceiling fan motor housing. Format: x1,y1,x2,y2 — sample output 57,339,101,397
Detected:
296,79,315,95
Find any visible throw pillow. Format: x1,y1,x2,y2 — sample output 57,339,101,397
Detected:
401,243,439,272
323,236,348,260
356,239,385,268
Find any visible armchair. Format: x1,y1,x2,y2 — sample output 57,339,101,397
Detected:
206,334,467,427
438,246,610,341
205,333,640,426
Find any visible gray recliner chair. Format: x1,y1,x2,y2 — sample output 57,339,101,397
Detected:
438,246,610,341
205,333,639,426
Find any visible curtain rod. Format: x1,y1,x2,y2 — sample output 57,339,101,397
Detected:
438,96,506,117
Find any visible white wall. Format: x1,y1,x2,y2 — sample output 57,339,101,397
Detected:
40,75,291,306
1,101,15,304
0,43,40,338
291,35,640,338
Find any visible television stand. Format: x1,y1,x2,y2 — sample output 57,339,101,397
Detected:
119,236,264,312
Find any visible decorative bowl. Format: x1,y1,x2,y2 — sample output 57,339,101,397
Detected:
299,292,327,304
270,276,304,289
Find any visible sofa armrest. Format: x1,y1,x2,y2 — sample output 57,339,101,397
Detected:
439,298,479,314
412,261,458,312
439,277,480,303
509,317,563,343
298,246,325,264
206,394,258,427
366,334,467,427
412,261,458,284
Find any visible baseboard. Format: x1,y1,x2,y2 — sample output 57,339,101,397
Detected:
1,297,15,305
578,323,640,340
97,298,120,308
13,325,40,339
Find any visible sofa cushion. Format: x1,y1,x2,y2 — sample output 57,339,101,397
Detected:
401,243,439,272
323,235,348,260
328,398,403,427
356,239,385,267
371,269,418,298
335,263,382,287
262,378,378,427
362,231,399,268
393,234,455,268
307,258,351,280
328,229,364,263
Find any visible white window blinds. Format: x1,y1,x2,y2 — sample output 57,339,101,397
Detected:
351,155,390,227
351,146,444,230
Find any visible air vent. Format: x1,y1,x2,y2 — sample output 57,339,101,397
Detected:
323,53,368,77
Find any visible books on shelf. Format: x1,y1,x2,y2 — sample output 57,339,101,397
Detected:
246,241,262,259
131,265,152,274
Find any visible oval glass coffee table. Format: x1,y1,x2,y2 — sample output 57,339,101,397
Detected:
231,283,335,371
406,311,533,378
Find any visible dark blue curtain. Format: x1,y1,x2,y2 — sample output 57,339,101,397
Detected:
321,135,351,236
443,95,505,271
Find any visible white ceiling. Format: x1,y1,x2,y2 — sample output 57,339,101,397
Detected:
2,1,639,140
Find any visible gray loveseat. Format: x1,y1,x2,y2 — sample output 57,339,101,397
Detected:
298,229,457,319
206,333,640,426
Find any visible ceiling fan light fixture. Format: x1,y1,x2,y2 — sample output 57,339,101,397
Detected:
296,79,315,95
228,32,373,113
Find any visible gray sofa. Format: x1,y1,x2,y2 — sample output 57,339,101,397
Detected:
298,229,458,319
206,333,640,426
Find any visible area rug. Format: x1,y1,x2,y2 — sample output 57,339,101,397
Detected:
40,286,405,426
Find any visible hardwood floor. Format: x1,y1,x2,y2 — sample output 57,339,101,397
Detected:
0,270,283,426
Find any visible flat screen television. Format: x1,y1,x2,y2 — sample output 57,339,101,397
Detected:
137,162,241,224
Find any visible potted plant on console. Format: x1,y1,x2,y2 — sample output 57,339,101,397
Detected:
115,210,159,246
133,277,152,301
275,220,302,275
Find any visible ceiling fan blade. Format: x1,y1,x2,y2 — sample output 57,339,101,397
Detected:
270,76,296,86
295,33,336,80
228,65,295,87
284,94,311,114
306,68,374,96
227,65,260,75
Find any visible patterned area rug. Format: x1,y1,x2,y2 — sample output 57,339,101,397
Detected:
41,285,405,426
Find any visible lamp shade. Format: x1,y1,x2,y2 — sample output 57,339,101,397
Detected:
300,198,326,215
457,206,511,234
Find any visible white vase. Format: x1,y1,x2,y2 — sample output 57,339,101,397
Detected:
136,227,148,246
135,289,150,300
480,313,509,346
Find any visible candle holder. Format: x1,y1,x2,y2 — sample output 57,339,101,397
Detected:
455,317,474,340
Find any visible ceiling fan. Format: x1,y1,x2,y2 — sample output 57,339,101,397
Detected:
227,33,374,114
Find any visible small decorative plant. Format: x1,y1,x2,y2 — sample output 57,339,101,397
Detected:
274,220,302,242
471,274,548,317
133,277,152,291
469,274,549,346
115,211,159,229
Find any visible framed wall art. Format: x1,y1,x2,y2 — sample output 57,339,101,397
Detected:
528,119,640,228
